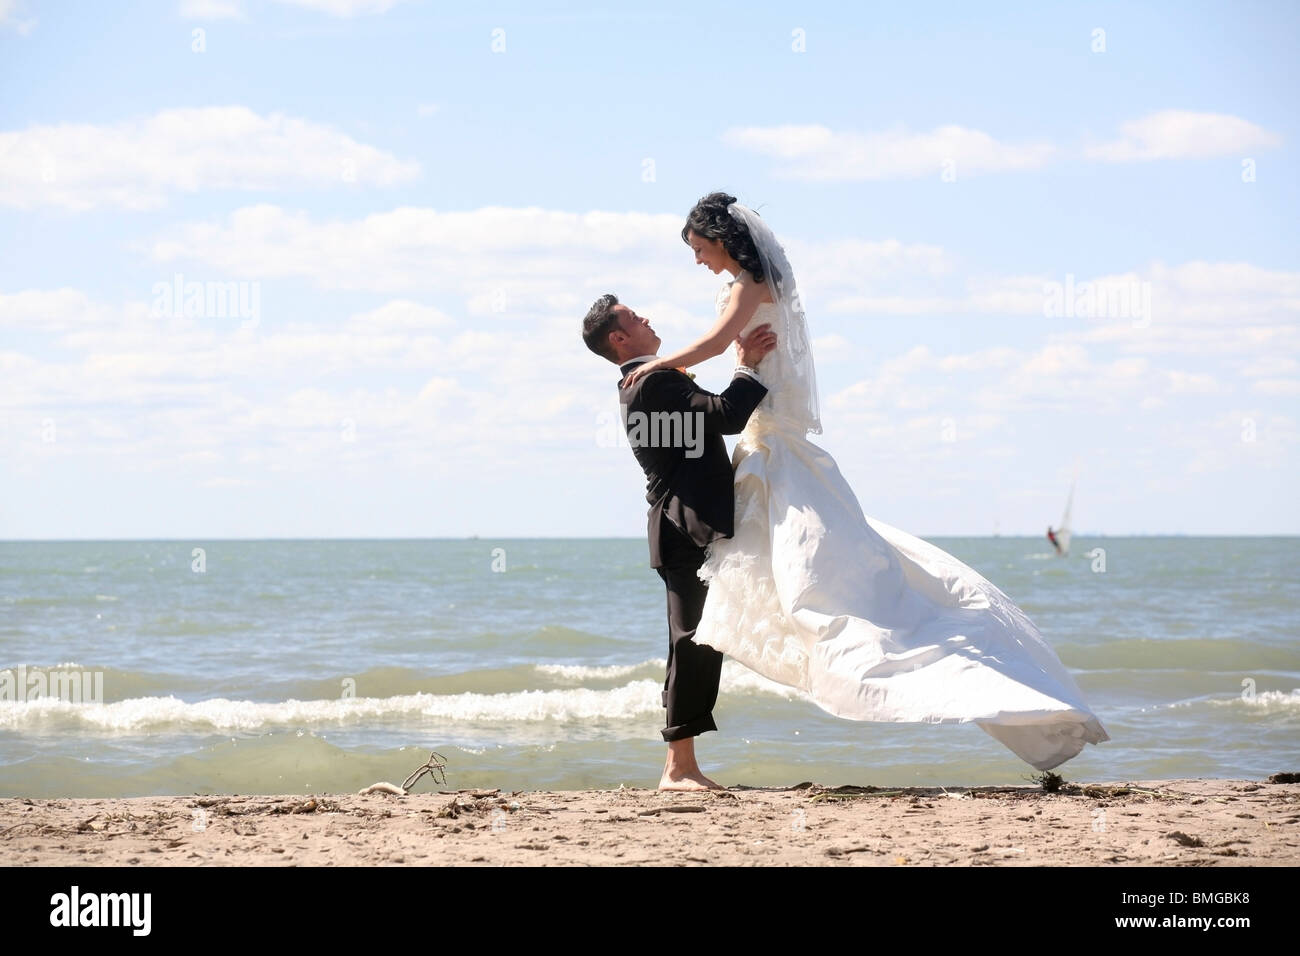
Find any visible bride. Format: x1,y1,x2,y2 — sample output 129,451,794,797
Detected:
622,192,1110,770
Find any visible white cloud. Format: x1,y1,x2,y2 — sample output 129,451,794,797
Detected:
148,204,703,301
178,0,412,19
273,0,412,16
828,339,1234,421
821,258,1300,362
144,203,1300,394
0,350,40,375
724,112,1283,182
147,205,974,350
138,203,1300,425
0,107,420,210
0,282,632,479
1238,355,1298,378
4,267,1293,532
1253,378,1300,396
788,237,953,296
1067,320,1299,357
1142,261,1300,316
811,333,854,361
722,123,1057,181
202,475,255,487
8,203,1285,504
1086,110,1282,162
1164,370,1228,395
346,300,455,331
825,294,963,315
178,0,247,19
0,288,115,331
0,0,36,34
1178,410,1295,475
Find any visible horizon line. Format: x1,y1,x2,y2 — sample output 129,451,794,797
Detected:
2,533,1297,543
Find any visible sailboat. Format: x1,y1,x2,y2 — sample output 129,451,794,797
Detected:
1055,481,1074,557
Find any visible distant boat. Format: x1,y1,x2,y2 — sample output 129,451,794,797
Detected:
1056,481,1074,556
1047,478,1075,557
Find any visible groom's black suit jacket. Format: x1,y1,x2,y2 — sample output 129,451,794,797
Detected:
617,360,767,568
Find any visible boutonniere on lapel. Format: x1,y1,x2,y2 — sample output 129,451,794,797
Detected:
676,367,696,381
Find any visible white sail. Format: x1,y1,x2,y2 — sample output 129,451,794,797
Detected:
1057,481,1074,556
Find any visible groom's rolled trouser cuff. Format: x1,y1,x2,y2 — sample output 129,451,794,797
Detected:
662,701,718,741
656,519,724,742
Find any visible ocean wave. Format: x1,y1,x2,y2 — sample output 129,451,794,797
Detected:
1205,689,1300,711
0,684,664,732
0,659,809,733
534,661,657,680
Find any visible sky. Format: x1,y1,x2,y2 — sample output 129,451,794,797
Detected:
1,0,1296,539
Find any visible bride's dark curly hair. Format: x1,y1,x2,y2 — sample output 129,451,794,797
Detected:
680,191,766,283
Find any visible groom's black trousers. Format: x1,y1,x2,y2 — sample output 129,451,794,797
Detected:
655,515,724,742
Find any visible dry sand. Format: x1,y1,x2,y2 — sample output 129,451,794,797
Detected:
3,777,1297,866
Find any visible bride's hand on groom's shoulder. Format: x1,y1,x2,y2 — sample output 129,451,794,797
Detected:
621,357,669,388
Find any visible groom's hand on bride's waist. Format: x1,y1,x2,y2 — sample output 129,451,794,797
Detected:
736,323,777,369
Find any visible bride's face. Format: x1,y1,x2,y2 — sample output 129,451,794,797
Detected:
686,230,730,275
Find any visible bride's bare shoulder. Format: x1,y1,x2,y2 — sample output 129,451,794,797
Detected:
731,270,774,305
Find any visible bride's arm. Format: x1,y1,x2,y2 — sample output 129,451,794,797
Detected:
621,276,765,386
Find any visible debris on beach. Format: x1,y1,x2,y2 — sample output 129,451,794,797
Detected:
358,750,448,796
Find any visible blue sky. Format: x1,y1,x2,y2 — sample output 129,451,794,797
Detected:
1,0,1296,539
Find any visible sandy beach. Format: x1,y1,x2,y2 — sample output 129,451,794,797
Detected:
3,776,1297,866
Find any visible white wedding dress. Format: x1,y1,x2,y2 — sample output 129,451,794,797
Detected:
693,275,1110,770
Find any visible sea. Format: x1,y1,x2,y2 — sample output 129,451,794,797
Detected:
1,537,1296,798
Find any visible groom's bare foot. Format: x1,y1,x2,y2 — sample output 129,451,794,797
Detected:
660,738,725,791
659,769,724,791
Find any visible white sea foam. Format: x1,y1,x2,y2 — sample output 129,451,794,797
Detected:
0,661,811,733
721,659,810,698
1207,689,1300,710
0,683,659,731
537,658,807,697
534,660,657,680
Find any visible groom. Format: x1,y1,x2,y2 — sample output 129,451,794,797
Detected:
582,294,775,790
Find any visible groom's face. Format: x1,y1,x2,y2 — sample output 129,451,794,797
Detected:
609,305,660,360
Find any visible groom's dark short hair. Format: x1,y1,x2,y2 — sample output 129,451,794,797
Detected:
582,293,622,363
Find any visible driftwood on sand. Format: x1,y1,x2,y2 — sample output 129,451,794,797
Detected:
358,751,448,796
